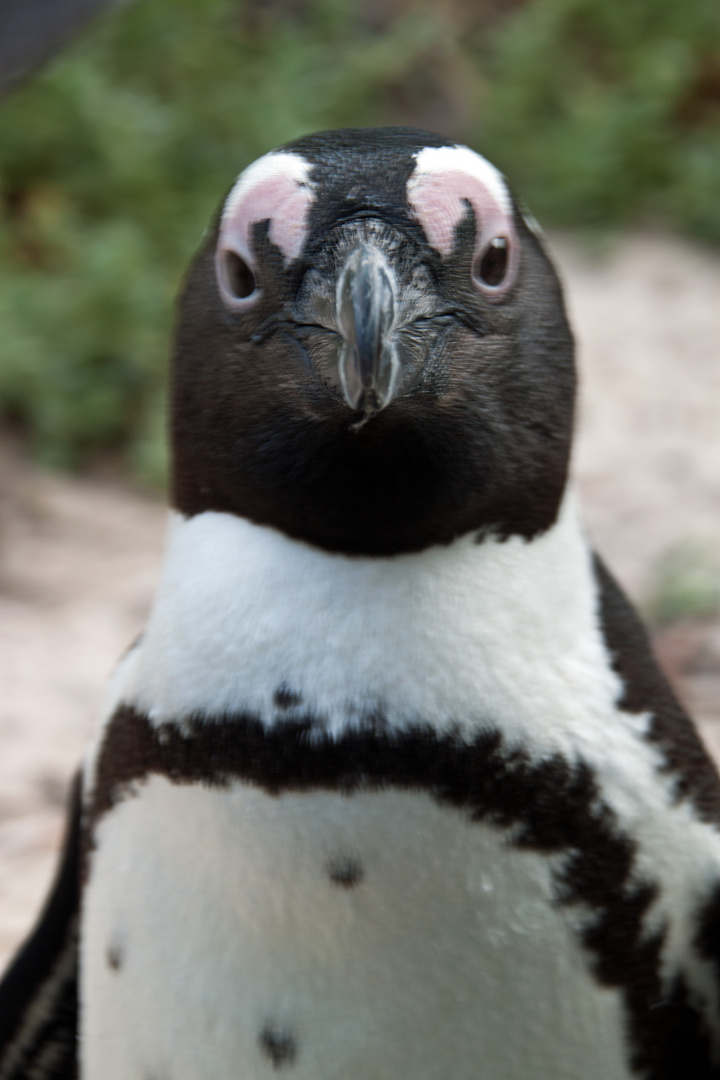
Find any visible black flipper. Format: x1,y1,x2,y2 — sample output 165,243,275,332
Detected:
593,554,720,824
0,773,81,1080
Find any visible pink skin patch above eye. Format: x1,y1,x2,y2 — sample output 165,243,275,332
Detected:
220,154,315,267
407,170,510,258
406,158,519,299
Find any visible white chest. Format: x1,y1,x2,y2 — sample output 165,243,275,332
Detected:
100,491,617,751
82,496,720,1077
82,777,633,1080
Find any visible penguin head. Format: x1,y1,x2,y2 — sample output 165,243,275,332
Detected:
171,127,575,556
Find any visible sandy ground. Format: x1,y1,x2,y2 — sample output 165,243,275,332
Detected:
0,231,718,973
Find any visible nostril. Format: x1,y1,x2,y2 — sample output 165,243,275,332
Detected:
222,249,256,300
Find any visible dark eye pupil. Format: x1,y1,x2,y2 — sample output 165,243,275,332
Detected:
475,237,508,287
224,250,256,299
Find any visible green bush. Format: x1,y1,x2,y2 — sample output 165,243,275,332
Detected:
481,0,720,237
645,542,720,625
0,0,718,481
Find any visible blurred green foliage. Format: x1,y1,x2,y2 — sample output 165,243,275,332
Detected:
645,542,720,625
484,0,720,234
0,0,718,481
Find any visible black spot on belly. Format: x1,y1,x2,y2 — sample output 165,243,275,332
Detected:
327,854,364,888
259,1025,297,1068
273,685,303,709
106,943,123,971
90,705,720,1079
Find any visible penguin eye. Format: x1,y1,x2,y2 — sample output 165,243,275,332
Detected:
473,238,508,289
219,249,258,304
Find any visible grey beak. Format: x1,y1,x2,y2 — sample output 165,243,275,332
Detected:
335,245,399,414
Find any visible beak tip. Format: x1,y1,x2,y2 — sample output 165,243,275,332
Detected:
339,342,399,415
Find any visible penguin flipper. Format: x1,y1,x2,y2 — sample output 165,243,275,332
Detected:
0,773,81,1080
593,553,720,820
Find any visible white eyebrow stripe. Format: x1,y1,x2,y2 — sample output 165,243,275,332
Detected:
221,151,314,227
410,145,513,218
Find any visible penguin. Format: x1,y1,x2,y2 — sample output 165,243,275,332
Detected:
2,126,720,1080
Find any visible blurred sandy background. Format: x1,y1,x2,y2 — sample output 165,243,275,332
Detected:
1,229,718,972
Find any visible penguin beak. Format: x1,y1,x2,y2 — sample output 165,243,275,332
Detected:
335,245,399,414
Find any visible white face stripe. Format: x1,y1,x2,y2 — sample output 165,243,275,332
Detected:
221,151,314,226
220,151,314,264
410,145,513,218
406,144,519,296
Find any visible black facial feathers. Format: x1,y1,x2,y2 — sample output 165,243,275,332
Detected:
171,127,575,555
